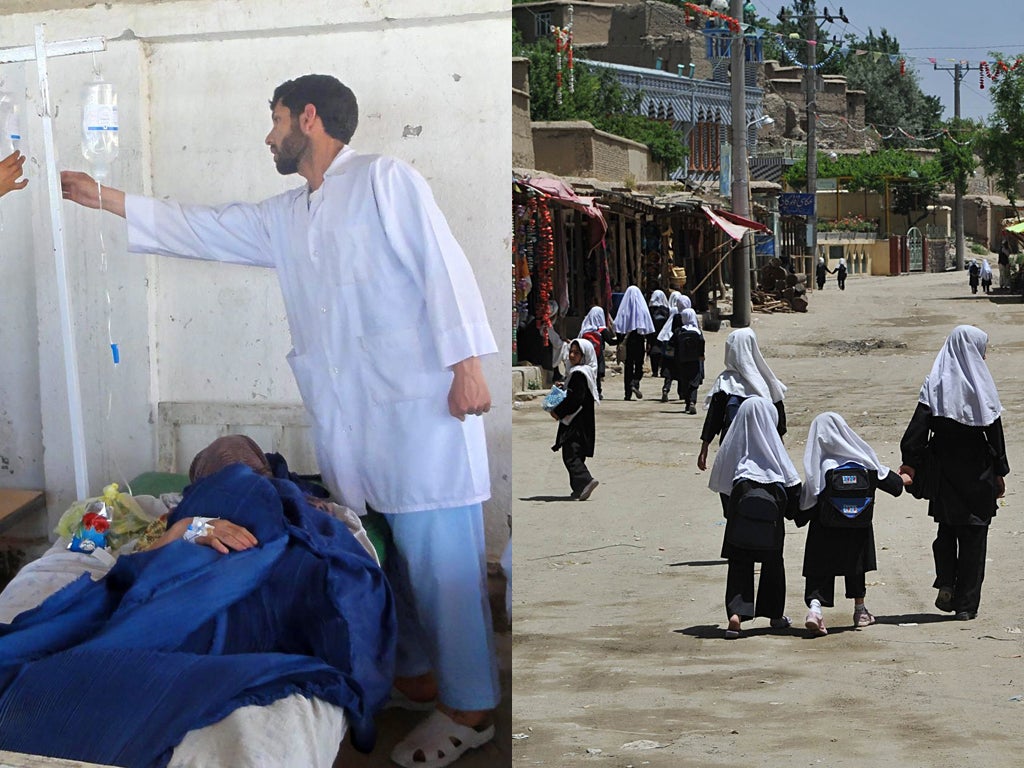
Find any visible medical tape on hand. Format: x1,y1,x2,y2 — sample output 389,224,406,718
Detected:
183,516,215,543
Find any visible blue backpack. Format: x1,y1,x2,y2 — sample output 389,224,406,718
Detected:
819,461,874,528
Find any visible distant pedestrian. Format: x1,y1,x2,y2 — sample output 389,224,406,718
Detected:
697,328,787,472
980,259,993,294
647,290,671,378
968,259,980,294
708,396,802,639
614,286,655,401
836,257,848,290
815,257,831,290
661,308,704,413
798,412,904,637
997,237,1011,289
898,325,1009,621
550,338,600,501
579,306,614,400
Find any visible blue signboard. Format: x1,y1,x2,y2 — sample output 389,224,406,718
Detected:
779,192,815,216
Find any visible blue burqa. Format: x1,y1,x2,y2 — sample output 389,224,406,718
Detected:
0,464,396,766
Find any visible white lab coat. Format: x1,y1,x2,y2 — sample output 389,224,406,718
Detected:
125,147,497,514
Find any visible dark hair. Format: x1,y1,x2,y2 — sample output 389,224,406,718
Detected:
271,74,358,143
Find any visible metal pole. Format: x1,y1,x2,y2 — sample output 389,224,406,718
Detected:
729,0,750,328
933,59,971,271
34,24,96,500
953,63,966,271
804,11,818,263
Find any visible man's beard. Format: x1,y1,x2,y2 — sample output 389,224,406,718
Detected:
273,128,307,175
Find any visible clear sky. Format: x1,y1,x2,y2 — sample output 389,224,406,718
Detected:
753,0,1024,122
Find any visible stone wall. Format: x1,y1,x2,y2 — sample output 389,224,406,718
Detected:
532,121,660,182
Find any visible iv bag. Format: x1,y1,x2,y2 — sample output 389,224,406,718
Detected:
0,91,21,157
81,77,119,180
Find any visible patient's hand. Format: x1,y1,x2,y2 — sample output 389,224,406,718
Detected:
195,519,259,554
151,517,258,553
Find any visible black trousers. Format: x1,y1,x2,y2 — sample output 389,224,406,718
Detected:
623,350,644,398
805,572,866,607
561,440,593,497
661,367,685,399
932,522,988,613
725,556,786,622
649,350,663,378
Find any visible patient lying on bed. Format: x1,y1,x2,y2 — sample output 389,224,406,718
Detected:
0,435,396,768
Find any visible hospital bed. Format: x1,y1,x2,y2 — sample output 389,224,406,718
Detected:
0,401,365,768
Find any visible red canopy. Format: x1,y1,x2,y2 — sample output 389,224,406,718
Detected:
703,206,769,241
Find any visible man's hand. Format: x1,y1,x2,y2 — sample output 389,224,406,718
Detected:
0,151,27,198
448,356,491,421
60,170,127,217
996,475,1005,499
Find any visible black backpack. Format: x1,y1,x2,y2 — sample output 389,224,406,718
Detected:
726,479,786,550
818,462,874,528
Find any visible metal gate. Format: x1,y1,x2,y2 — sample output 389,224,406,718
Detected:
907,226,924,271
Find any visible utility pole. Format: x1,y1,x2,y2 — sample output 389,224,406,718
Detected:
934,60,972,271
780,4,848,268
730,0,751,328
804,11,817,261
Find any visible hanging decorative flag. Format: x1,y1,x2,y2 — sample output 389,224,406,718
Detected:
899,58,906,76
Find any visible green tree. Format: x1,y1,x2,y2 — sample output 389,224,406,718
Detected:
838,28,943,141
515,36,689,172
938,117,981,207
977,54,1024,212
785,148,944,230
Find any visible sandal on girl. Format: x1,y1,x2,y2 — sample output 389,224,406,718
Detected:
390,710,496,768
804,608,827,637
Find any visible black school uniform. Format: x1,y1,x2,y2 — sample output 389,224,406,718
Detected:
551,370,597,496
720,479,802,621
798,467,904,607
701,392,787,444
900,403,1009,614
622,330,647,399
648,305,670,377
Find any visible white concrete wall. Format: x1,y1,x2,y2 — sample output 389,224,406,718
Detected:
0,0,512,557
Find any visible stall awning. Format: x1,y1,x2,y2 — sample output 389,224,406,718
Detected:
516,176,608,243
1006,220,1024,234
702,206,770,241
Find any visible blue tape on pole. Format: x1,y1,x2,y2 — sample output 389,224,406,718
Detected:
110,343,120,364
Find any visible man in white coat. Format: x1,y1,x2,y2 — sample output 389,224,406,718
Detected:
62,74,499,768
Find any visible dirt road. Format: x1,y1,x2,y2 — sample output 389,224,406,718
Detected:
512,269,1024,767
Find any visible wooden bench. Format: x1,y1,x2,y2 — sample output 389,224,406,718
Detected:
0,489,46,535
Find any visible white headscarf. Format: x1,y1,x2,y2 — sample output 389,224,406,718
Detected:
980,259,993,280
800,412,890,509
568,337,600,405
614,285,655,335
838,257,846,268
579,306,606,336
708,397,801,495
704,328,787,406
658,294,693,342
918,325,1002,427
649,290,669,309
680,308,702,335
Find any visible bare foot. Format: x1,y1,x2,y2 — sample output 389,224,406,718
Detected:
437,702,494,730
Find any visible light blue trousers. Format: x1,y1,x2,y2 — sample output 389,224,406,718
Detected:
382,504,501,711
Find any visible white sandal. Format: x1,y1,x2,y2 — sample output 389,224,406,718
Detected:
390,710,495,768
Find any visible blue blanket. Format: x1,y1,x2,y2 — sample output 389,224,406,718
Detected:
0,464,396,766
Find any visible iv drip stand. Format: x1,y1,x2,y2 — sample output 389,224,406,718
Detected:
1,24,106,500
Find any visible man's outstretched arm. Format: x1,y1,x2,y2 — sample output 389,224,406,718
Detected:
61,170,125,217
